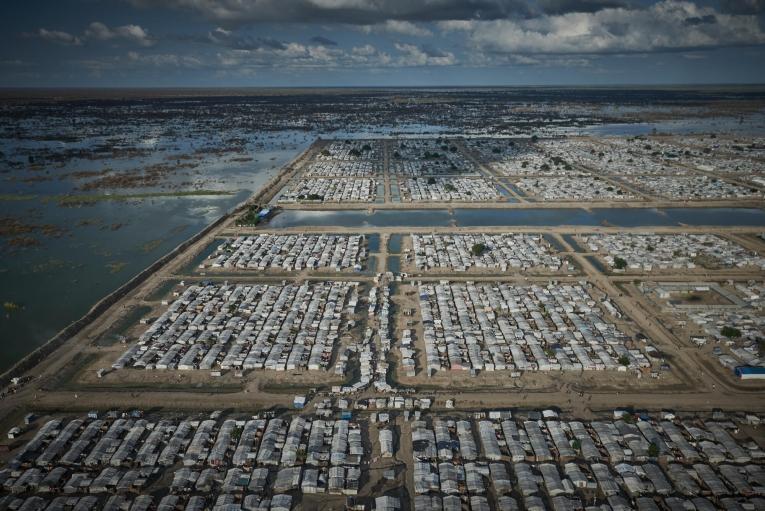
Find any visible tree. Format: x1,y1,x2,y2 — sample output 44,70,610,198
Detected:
471,243,487,256
618,355,630,366
427,177,437,185
613,257,628,270
648,442,659,457
571,439,581,451
721,326,741,338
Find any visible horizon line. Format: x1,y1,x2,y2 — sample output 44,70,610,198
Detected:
2,83,765,90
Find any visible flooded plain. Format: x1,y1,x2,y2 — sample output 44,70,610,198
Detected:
1,88,764,372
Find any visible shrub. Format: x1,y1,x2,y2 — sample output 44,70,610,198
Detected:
471,243,487,256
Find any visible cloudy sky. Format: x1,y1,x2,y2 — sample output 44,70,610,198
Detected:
1,0,764,86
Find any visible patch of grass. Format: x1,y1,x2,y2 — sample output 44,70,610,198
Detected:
40,353,99,391
106,261,128,273
146,280,180,301
141,239,164,253
95,305,152,346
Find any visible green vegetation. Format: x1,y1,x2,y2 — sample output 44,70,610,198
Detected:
236,204,262,226
140,239,164,253
613,256,628,270
95,305,152,346
106,261,128,274
427,177,437,185
618,355,630,366
721,326,742,338
444,183,456,192
297,193,324,201
471,243,488,256
648,442,660,457
571,439,581,451
3,301,22,313
320,149,331,157
56,190,235,207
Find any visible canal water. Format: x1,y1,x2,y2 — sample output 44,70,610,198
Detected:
269,207,765,228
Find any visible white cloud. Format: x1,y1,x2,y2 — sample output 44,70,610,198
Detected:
394,43,456,66
85,22,155,46
439,0,765,54
127,51,202,66
309,0,375,9
128,0,526,24
360,20,433,37
34,22,154,47
211,39,449,72
36,28,82,46
352,44,377,56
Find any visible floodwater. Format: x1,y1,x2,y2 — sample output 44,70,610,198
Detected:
269,207,765,229
2,91,765,373
387,234,404,254
0,132,309,372
578,112,765,137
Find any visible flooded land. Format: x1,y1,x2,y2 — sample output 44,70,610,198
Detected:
1,87,765,511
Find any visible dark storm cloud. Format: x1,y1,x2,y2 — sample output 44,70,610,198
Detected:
129,0,536,25
536,0,631,15
684,14,717,25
